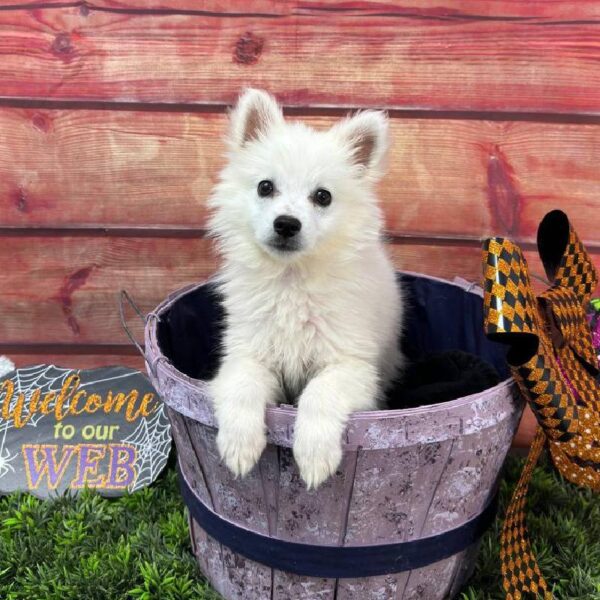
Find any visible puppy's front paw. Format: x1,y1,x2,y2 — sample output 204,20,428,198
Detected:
293,421,343,490
217,419,266,478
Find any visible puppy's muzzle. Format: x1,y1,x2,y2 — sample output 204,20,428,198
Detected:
273,215,302,239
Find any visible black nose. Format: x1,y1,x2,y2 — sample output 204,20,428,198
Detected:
273,215,302,238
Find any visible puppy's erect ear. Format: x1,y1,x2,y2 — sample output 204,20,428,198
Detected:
333,110,389,178
229,89,284,148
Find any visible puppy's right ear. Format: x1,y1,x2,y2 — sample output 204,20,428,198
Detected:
229,89,283,148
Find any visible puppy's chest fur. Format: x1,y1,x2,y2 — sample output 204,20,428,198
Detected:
222,271,342,400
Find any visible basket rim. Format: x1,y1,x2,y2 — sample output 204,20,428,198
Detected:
144,271,521,449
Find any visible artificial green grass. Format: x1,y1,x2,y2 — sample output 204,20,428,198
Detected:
1,453,600,600
461,454,600,599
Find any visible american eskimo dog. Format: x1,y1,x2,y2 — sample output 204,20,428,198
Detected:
208,89,403,488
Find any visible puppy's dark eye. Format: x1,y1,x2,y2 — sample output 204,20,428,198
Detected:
257,180,274,197
313,188,332,207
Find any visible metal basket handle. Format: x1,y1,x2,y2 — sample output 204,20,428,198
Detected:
118,289,146,357
118,290,169,380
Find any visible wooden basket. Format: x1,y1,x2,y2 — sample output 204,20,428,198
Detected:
141,273,523,600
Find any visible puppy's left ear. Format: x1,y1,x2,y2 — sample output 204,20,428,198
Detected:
333,110,389,178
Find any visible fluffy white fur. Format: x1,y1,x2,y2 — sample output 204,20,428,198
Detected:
0,356,15,378
208,89,403,488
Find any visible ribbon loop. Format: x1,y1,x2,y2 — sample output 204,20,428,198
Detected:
483,210,600,600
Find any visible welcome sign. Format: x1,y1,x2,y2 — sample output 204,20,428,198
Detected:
0,364,171,498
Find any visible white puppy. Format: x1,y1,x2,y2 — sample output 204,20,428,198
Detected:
208,89,403,489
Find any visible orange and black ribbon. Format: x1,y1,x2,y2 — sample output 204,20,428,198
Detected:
482,210,600,599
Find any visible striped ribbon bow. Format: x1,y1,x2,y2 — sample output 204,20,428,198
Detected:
482,210,600,599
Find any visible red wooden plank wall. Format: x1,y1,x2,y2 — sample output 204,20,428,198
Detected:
0,0,599,369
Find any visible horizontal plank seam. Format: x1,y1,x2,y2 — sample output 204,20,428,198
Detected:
296,6,600,25
2,98,600,123
3,1,600,25
0,227,598,253
0,226,211,238
0,2,79,10
0,343,141,354
0,2,282,17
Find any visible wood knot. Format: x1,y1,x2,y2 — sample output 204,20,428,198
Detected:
14,187,28,213
32,112,51,133
233,32,264,65
486,144,521,237
51,33,75,62
57,266,95,336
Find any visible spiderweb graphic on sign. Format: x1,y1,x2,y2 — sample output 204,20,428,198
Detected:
123,406,172,491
